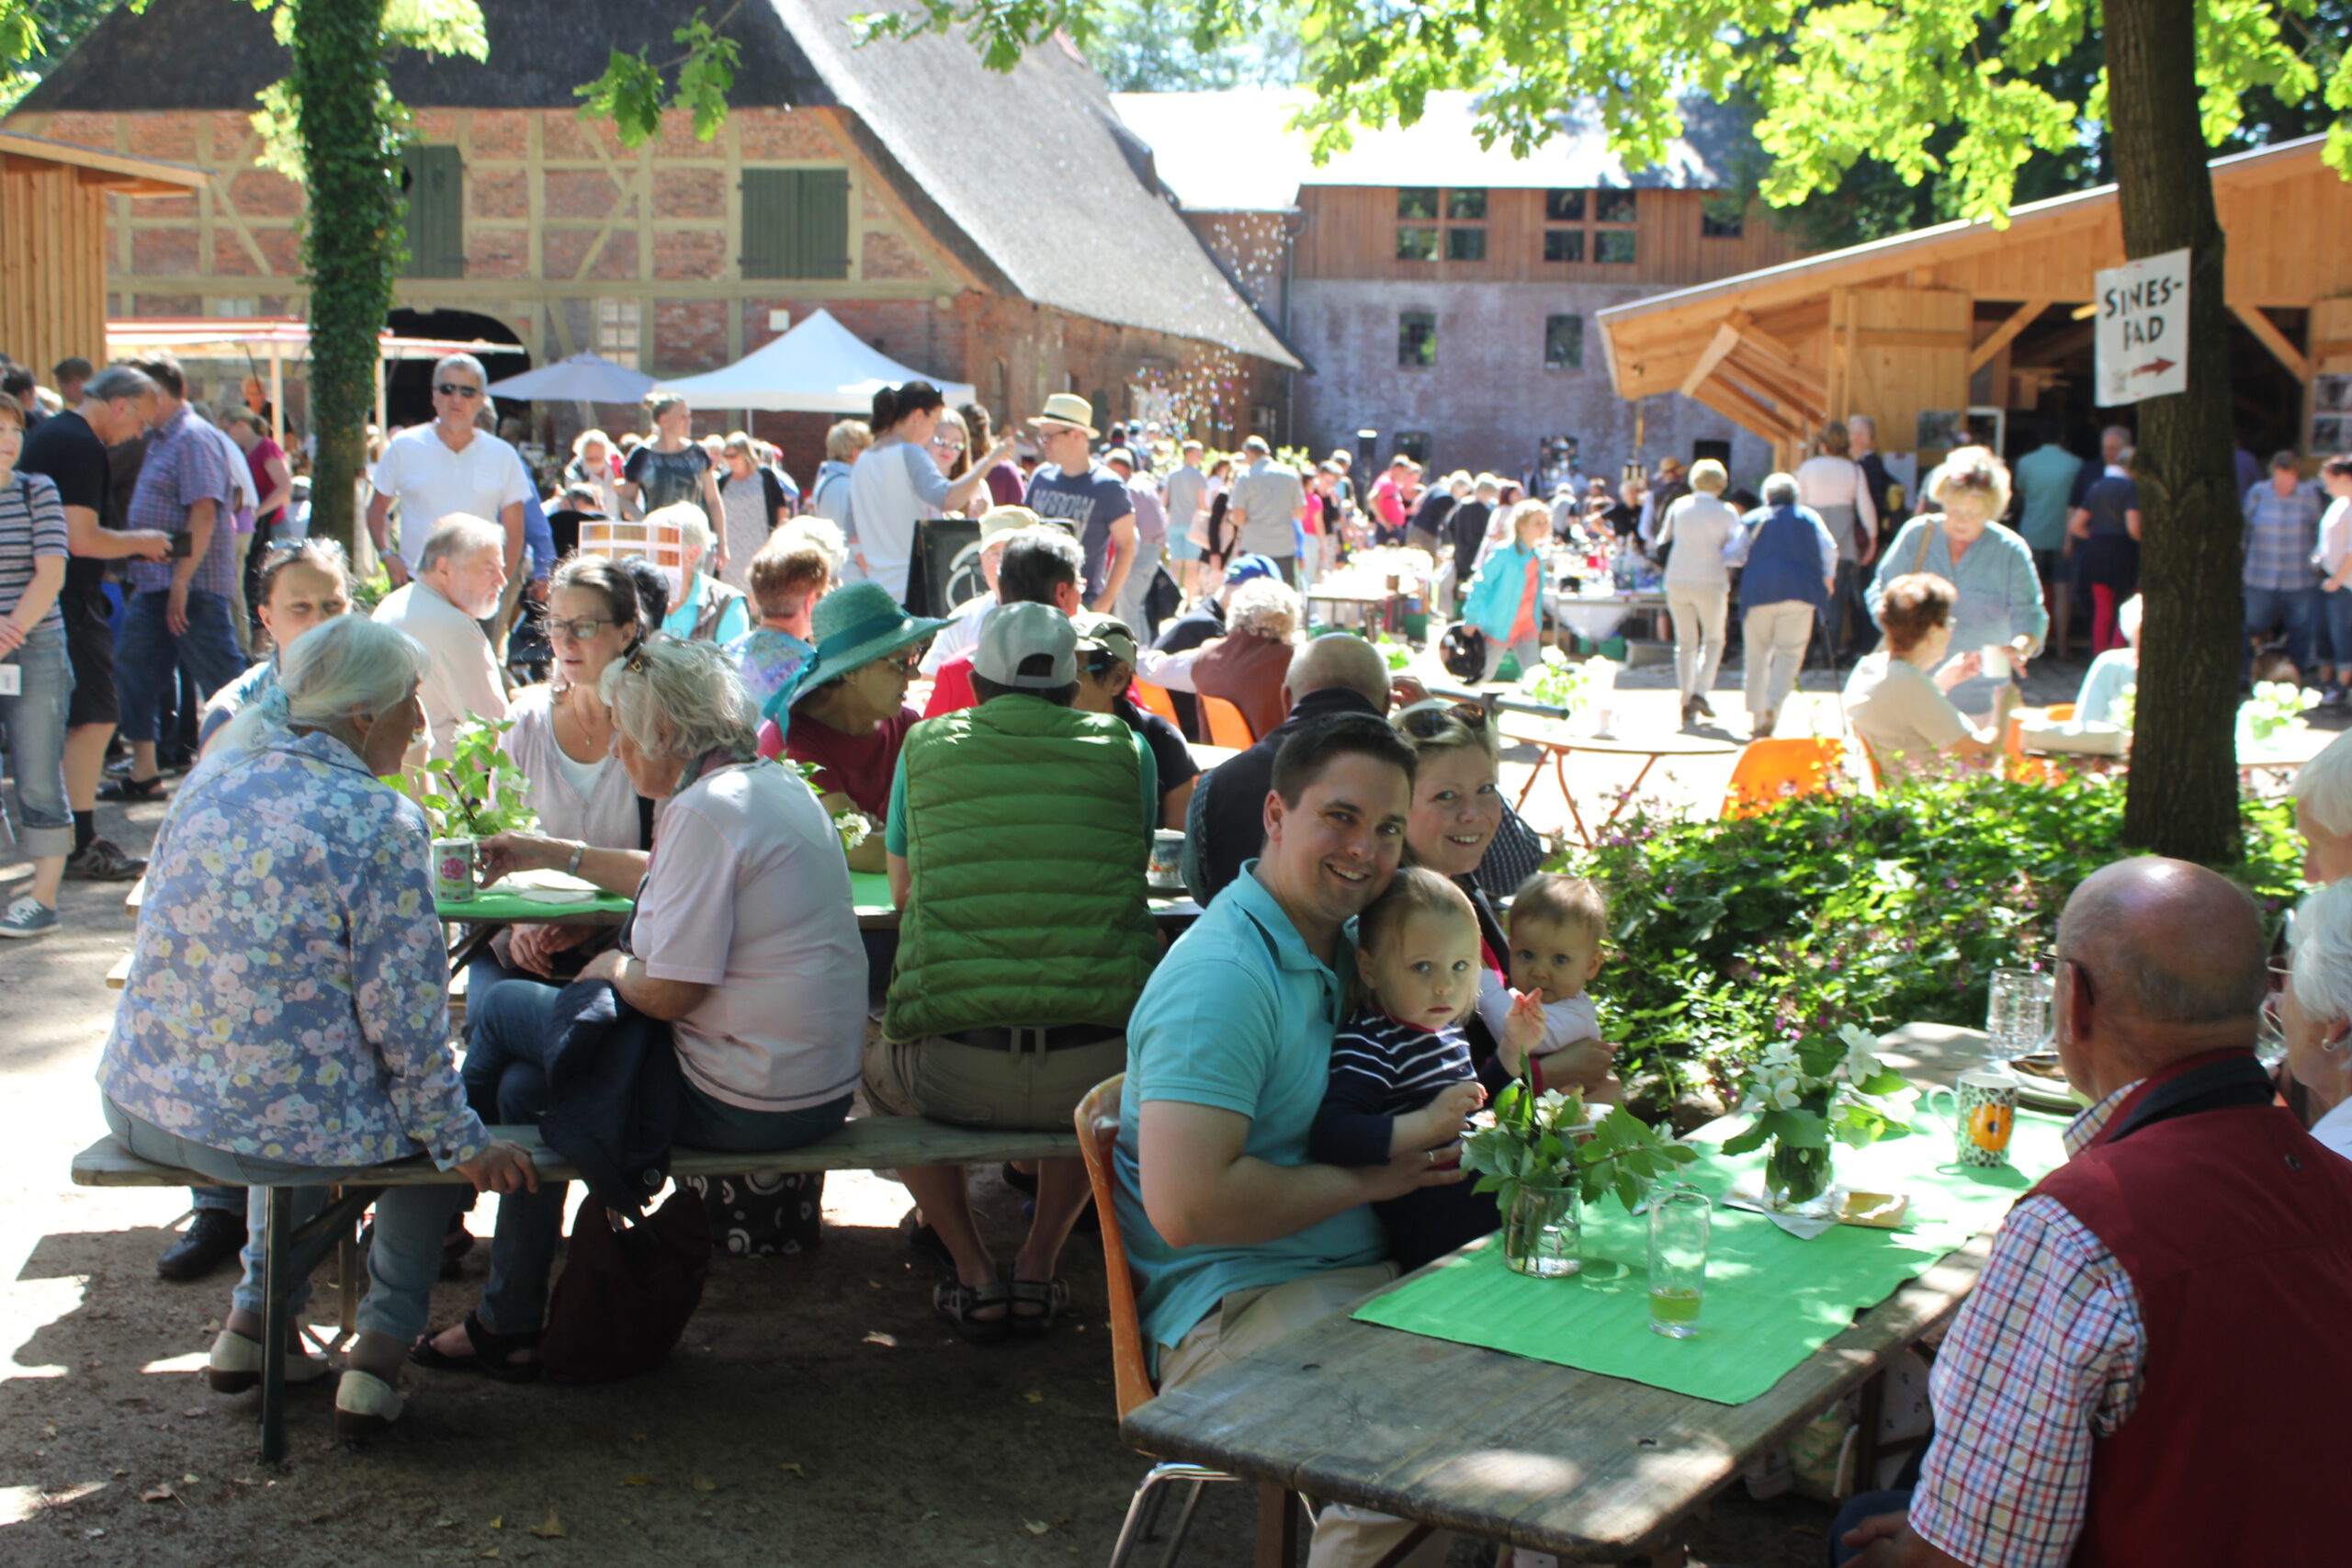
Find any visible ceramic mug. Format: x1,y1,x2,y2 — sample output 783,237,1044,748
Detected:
1981,644,2014,681
1925,1070,2019,1168
1147,829,1185,887
431,838,479,904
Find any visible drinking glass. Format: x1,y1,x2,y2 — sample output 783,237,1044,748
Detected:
1646,1186,1712,1338
1985,966,2052,1066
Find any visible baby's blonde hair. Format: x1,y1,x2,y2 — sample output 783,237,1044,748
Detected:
1509,873,1608,943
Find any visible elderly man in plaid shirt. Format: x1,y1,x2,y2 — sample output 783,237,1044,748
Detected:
1838,857,2352,1567
104,352,243,800
2242,449,2325,683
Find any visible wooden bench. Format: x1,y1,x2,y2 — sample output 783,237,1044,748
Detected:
75,1117,1080,1462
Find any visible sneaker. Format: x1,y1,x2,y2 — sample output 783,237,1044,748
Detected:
63,838,148,882
0,897,58,940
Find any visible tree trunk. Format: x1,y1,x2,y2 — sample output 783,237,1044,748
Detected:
288,0,400,563
2107,0,2245,864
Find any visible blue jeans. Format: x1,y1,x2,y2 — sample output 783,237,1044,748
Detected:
114,588,247,747
2323,587,2352,682
103,1098,462,1344
2244,584,2321,680
465,978,852,1333
0,624,74,860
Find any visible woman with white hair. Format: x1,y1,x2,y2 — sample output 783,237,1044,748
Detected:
1657,457,1743,726
2279,878,2352,1159
649,501,750,644
415,636,866,1380
1867,446,2046,715
1134,576,1302,738
2292,729,2352,885
1724,472,1838,738
99,615,538,1439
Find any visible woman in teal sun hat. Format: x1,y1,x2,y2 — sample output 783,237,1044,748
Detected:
755,580,948,873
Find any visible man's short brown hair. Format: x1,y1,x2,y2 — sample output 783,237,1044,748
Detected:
748,536,831,615
1879,572,1957,654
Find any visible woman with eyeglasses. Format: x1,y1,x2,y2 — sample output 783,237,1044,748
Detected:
847,380,1013,607
417,637,866,1382
197,537,354,756
755,580,948,874
619,394,727,570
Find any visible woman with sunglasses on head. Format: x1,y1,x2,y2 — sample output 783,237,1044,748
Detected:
197,538,354,756
1390,700,1518,1060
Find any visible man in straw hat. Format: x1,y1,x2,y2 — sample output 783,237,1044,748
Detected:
1022,393,1137,619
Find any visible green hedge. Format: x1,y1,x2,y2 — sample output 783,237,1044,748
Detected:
1562,773,2303,1092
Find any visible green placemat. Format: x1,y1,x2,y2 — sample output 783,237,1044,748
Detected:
436,892,633,923
1352,1111,2070,1404
850,871,894,911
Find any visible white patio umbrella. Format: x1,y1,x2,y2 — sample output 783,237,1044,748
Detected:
486,352,657,403
653,309,974,412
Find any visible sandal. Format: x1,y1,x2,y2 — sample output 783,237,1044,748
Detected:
933,1278,1014,1345
1007,1277,1070,1337
407,1311,544,1383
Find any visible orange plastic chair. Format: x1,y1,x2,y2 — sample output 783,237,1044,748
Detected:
1078,1076,1258,1566
1131,679,1182,728
1722,737,1848,818
1198,694,1256,750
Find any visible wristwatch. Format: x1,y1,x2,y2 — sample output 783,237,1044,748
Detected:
565,840,586,877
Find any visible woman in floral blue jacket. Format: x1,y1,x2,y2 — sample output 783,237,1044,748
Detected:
98,615,537,1442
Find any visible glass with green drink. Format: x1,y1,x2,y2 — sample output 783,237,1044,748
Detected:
1646,1184,1711,1337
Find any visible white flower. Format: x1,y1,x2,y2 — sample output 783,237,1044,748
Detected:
1535,1089,1571,1118
1770,1082,1802,1111
835,811,873,851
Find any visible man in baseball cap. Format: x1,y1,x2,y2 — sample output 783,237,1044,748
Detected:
971,600,1078,694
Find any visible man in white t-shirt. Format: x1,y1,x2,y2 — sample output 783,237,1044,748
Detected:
364,354,530,588
370,513,510,766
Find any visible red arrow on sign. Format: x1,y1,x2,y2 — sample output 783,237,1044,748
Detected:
2132,357,2177,377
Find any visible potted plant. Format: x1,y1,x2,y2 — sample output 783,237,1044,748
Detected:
414,717,541,841
1462,1078,1696,1277
1721,1024,1912,1214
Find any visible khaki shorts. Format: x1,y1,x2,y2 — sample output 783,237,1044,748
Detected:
863,1030,1126,1132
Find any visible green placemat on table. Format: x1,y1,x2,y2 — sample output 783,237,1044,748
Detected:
850,871,894,911
437,890,633,923
1352,1111,2071,1404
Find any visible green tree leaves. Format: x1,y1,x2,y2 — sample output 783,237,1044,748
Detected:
575,11,742,147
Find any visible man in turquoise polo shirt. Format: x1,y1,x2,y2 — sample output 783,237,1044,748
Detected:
1115,711,1463,1568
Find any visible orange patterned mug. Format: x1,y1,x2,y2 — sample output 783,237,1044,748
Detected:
1924,1070,2020,1169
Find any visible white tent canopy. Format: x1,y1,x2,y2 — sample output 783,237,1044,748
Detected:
653,309,975,413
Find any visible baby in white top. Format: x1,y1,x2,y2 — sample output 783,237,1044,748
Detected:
1500,873,1621,1102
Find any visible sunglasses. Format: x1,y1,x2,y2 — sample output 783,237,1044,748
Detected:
1399,699,1490,738
435,381,484,399
930,435,967,453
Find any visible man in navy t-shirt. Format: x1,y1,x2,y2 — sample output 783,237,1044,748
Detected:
1022,393,1135,615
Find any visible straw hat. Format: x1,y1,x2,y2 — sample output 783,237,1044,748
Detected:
1027,392,1098,437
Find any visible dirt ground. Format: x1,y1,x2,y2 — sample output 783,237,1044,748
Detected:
0,657,2193,1567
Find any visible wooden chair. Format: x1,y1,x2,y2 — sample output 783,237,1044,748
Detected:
1721,737,1849,818
1131,679,1183,728
1077,1076,1264,1568
1198,694,1256,750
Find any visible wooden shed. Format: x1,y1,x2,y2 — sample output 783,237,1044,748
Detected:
0,130,208,382
1596,135,2352,476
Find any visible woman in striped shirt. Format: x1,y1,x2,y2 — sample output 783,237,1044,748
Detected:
0,397,74,938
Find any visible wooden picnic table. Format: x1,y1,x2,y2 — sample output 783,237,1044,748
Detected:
1496,714,1743,846
1121,1024,2043,1565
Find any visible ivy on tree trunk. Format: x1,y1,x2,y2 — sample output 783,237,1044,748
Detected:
287,0,401,562
2107,0,2246,864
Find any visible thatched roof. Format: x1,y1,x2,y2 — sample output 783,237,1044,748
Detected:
18,0,1296,367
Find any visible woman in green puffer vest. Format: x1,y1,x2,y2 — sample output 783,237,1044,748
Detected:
867,602,1159,1343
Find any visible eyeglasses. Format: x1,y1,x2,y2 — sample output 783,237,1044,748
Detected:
435,381,484,400
885,643,929,674
548,615,617,641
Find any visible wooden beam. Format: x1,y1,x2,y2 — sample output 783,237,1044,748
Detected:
1966,299,2052,375
1679,322,1742,399
1724,342,1826,414
2233,303,2312,384
1690,377,1803,446
1853,327,1973,349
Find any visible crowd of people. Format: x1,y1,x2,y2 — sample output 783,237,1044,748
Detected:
10,343,2352,1561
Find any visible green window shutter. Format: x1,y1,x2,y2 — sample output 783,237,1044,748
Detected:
741,168,851,280
400,145,465,279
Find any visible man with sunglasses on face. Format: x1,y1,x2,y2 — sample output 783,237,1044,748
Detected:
364,354,530,592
